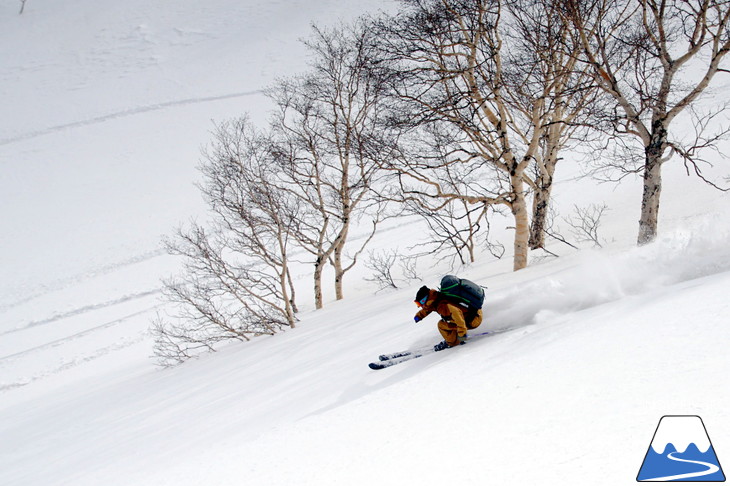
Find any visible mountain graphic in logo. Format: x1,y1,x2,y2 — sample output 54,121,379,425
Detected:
637,415,725,482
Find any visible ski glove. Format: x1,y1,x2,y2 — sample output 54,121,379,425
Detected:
414,316,421,323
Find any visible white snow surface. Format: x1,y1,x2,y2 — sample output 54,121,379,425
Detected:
2,1,730,485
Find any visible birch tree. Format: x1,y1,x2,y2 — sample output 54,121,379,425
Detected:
373,0,598,269
199,118,299,327
565,0,730,244
152,118,298,365
269,23,395,305
506,0,600,249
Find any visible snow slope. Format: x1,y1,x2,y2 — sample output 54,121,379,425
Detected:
0,0,395,305
2,1,730,485
3,220,730,486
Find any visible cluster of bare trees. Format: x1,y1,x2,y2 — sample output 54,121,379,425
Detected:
152,119,301,366
152,23,398,365
372,0,729,268
154,0,730,365
371,0,601,270
566,0,730,243
266,24,398,308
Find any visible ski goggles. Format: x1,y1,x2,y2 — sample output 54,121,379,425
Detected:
415,295,428,307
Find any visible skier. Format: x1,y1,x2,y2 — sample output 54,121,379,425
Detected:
414,284,483,351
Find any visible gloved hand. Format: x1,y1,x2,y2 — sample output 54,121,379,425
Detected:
414,316,421,323
458,334,467,345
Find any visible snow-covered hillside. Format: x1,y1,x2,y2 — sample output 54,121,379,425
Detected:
2,1,730,485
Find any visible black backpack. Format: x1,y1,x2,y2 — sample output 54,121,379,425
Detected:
439,275,485,309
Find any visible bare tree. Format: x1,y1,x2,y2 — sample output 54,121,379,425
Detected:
404,197,488,265
565,0,730,244
372,0,599,270
563,203,609,248
152,224,293,366
152,118,298,365
19,0,27,14
364,248,423,292
268,22,396,306
505,0,601,249
201,119,299,324
364,249,401,292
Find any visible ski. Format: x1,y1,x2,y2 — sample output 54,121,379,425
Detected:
369,329,507,370
379,350,415,361
369,351,427,369
370,342,451,369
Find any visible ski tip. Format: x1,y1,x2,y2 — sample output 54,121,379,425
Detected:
368,362,386,370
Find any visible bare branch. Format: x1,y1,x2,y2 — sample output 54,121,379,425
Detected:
563,203,609,248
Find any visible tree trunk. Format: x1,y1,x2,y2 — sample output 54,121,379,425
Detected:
278,231,296,327
464,200,477,263
313,257,324,310
334,248,344,301
287,269,299,315
530,116,563,250
333,223,349,301
529,174,552,249
638,124,667,245
511,175,530,271
280,269,296,328
638,156,663,245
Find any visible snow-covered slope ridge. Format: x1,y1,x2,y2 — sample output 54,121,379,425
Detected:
2,216,730,485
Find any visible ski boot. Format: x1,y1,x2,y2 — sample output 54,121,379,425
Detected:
433,340,450,352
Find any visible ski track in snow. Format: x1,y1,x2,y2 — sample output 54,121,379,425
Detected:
0,304,161,393
0,260,165,393
0,90,262,147
0,248,168,313
1,289,162,336
0,327,153,393
0,304,161,362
